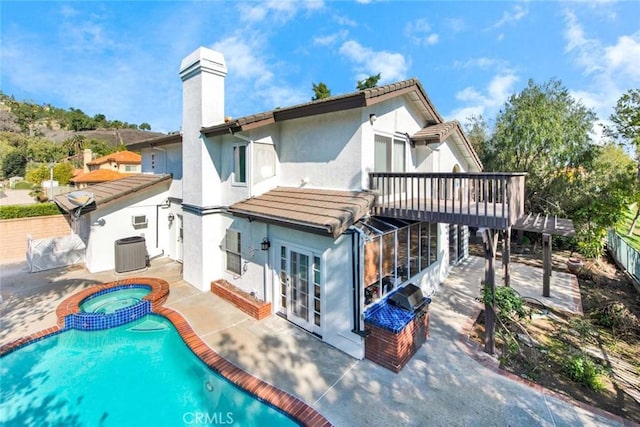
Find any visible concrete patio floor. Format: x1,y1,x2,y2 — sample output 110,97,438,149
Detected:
0,256,630,426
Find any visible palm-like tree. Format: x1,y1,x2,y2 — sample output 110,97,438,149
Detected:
62,135,86,166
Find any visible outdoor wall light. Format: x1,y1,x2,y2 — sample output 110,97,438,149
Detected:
261,237,271,251
369,113,377,124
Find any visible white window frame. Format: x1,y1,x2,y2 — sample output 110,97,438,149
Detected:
225,229,242,275
374,133,407,173
233,144,247,186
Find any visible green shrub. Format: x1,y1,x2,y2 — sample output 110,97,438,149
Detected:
12,181,33,189
565,354,605,391
478,285,529,321
0,203,62,219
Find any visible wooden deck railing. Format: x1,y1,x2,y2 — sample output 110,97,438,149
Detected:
368,172,526,229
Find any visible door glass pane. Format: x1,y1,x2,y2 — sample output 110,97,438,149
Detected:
313,256,321,327
420,222,429,269
279,246,287,310
397,227,408,281
430,223,438,264
409,223,420,277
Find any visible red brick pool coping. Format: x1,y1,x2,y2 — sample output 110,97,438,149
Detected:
0,278,332,427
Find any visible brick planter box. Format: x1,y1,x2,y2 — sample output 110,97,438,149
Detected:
211,280,272,320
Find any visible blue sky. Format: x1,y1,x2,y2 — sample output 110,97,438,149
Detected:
1,1,639,135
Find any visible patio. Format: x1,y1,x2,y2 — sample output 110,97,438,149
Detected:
0,256,626,426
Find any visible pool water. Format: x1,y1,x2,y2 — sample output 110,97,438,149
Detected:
0,315,298,426
80,287,151,314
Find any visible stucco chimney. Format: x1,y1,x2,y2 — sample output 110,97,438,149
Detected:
179,47,227,291
179,47,227,129
83,148,92,173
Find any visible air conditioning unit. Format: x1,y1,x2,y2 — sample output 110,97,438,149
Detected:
132,215,148,227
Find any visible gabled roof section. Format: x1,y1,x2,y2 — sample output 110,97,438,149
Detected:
410,120,483,171
54,174,171,215
202,78,443,137
228,187,376,238
87,150,141,166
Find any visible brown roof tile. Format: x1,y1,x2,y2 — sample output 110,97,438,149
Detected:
229,187,376,238
87,150,141,166
54,174,171,214
70,169,135,183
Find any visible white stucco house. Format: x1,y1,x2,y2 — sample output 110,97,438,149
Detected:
58,47,519,361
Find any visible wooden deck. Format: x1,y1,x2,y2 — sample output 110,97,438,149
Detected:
369,172,526,229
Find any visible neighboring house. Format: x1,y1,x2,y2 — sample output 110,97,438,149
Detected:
70,150,142,188
57,47,532,361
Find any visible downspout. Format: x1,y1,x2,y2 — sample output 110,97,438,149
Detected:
348,226,369,337
263,223,269,302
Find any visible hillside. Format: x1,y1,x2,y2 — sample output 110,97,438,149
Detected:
0,92,167,147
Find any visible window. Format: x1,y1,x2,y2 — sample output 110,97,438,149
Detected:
313,256,321,327
374,134,406,172
225,229,242,274
233,145,247,184
125,165,137,172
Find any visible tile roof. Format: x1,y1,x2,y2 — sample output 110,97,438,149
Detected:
70,169,135,183
228,187,376,238
201,78,442,137
87,150,141,166
54,174,171,214
410,120,483,171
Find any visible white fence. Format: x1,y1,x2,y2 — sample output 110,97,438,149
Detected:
26,234,86,272
607,229,640,286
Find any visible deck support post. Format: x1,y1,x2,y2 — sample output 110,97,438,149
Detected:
503,227,511,287
542,233,552,297
480,228,499,355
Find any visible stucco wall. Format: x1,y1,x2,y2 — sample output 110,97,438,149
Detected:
80,183,172,273
0,215,72,262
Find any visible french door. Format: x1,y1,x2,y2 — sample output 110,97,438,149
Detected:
278,244,321,335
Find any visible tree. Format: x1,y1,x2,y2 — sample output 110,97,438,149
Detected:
139,122,151,131
357,73,381,90
62,135,86,163
2,150,27,178
25,164,50,185
605,88,640,235
463,114,489,161
53,162,74,185
484,79,597,215
311,82,331,101
563,144,636,258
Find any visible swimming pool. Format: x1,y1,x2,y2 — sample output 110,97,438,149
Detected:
1,279,329,426
1,315,297,426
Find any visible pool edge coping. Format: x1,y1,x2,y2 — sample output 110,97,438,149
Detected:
0,278,332,427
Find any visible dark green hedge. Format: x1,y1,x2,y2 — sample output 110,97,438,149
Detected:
0,203,63,219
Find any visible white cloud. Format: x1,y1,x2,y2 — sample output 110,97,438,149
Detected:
449,73,519,122
405,18,439,46
604,33,640,81
488,4,528,29
453,57,506,70
313,30,348,47
211,36,273,85
237,0,324,23
334,15,357,27
562,9,640,122
338,40,409,83
444,18,465,33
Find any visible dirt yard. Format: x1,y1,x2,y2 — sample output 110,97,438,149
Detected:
469,245,640,423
